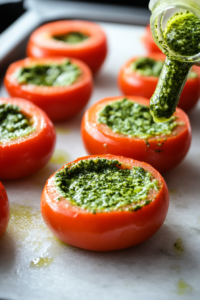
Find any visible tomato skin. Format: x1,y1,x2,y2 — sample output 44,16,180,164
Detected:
0,182,9,238
81,96,192,174
141,24,162,53
41,154,169,251
0,98,56,180
4,57,93,122
118,53,200,112
27,20,107,74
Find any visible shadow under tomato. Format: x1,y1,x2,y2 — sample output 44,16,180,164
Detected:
187,102,200,131
30,164,59,187
56,222,197,275
94,70,117,90
53,107,86,129
0,231,16,274
1,162,59,185
163,158,200,205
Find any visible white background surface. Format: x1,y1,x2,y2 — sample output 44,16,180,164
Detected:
0,22,200,300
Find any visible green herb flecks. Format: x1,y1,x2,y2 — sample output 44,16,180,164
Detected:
0,103,34,141
53,32,89,44
16,59,81,87
98,98,179,139
55,158,159,213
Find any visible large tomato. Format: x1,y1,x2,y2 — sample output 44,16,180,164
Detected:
0,182,9,238
118,53,200,112
81,96,192,174
4,57,93,122
0,97,56,179
27,20,107,74
41,154,169,251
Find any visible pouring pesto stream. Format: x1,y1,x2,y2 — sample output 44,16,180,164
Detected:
149,0,200,122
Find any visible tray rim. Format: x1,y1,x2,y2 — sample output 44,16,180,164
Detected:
0,1,149,73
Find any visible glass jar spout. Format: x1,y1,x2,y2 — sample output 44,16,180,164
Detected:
149,0,200,65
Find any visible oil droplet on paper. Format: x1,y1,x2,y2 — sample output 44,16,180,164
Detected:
173,238,184,255
7,204,61,255
30,257,54,268
50,149,70,165
55,127,70,135
8,204,41,243
177,280,193,295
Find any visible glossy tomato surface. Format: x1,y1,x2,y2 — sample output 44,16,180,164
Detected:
0,182,9,238
81,96,192,174
41,154,169,251
0,98,56,179
118,53,200,112
141,24,162,53
4,57,93,122
27,20,107,73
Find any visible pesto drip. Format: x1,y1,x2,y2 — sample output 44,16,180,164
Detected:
98,99,179,139
131,57,197,79
150,58,192,122
150,11,200,122
0,103,34,141
53,32,89,44
54,158,159,213
16,59,81,87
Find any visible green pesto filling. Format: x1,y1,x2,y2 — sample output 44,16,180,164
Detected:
131,57,164,77
16,59,81,87
53,32,89,44
54,158,159,213
98,99,179,139
131,57,197,78
0,103,34,141
150,11,200,123
163,11,200,57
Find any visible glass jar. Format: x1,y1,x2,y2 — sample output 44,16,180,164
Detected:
149,0,200,64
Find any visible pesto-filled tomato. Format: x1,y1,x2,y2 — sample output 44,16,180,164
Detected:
81,96,191,174
41,154,169,251
0,97,56,179
0,182,9,238
27,20,107,74
141,24,162,53
118,53,200,112
4,57,93,122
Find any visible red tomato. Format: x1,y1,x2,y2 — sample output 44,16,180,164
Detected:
27,20,107,74
4,57,93,122
0,97,56,180
0,182,9,238
118,53,200,112
141,24,162,53
41,154,169,251
81,96,192,174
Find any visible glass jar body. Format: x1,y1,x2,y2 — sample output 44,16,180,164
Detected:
149,0,200,64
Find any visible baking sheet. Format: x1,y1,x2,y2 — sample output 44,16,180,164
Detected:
0,15,200,300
